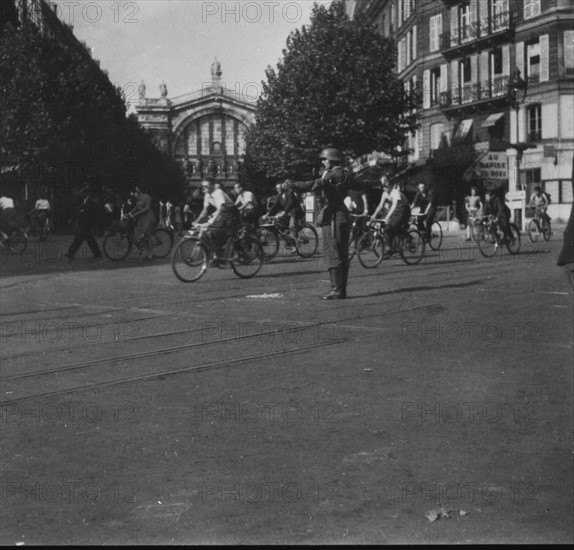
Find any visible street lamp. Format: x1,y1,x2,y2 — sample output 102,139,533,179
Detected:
507,67,533,191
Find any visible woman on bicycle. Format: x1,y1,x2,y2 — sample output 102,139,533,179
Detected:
464,186,482,241
129,186,156,260
196,177,238,267
383,179,411,249
529,186,550,225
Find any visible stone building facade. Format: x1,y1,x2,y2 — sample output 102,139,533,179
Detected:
136,62,256,198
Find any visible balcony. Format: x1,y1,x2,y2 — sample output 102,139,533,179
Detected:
439,11,513,58
439,75,511,116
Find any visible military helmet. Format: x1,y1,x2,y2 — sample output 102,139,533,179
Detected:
319,148,344,162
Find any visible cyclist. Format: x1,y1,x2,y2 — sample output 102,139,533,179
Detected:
234,183,259,227
32,194,51,237
370,176,392,221
128,185,156,261
464,186,482,242
529,186,551,226
410,182,436,241
344,188,368,216
0,195,17,247
267,182,304,252
383,179,412,251
196,177,239,267
483,189,514,244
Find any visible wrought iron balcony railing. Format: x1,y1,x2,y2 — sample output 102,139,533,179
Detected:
439,11,512,50
437,75,510,109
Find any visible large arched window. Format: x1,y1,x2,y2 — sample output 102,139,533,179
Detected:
174,114,248,161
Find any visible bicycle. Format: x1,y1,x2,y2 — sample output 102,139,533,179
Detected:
476,215,521,257
102,215,173,261
409,212,443,251
257,216,318,261
466,214,481,242
357,219,425,268
0,226,28,254
171,222,264,282
528,209,551,242
348,213,370,260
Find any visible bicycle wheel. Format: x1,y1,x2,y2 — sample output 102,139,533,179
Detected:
171,237,208,282
428,221,443,251
229,234,263,278
348,230,358,260
476,224,499,258
103,232,131,261
506,223,521,255
528,219,540,243
151,228,173,259
400,229,425,265
295,224,318,258
541,218,551,241
357,231,384,268
7,228,28,254
257,227,279,261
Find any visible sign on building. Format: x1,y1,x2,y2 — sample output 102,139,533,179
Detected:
477,151,508,189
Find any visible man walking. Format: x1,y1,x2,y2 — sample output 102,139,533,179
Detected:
65,184,102,260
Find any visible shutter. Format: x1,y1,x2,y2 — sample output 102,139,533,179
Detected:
516,41,524,77
478,0,488,31
541,103,557,139
398,0,403,25
430,16,436,51
406,31,411,64
405,0,411,20
565,30,574,71
450,59,459,101
450,7,458,45
540,34,549,81
479,51,489,91
471,54,478,82
510,109,517,142
469,0,478,25
412,24,417,58
423,69,430,108
440,64,448,100
397,39,402,72
502,44,510,76
402,37,408,69
518,106,525,142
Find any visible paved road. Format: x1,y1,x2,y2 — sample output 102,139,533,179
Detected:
0,229,572,544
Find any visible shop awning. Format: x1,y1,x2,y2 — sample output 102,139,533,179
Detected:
482,112,504,128
454,119,473,140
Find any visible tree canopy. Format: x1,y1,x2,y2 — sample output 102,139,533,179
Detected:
0,22,184,200
245,1,419,181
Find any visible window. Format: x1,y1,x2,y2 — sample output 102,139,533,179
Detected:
460,58,472,84
527,41,540,84
562,181,573,203
430,67,441,106
429,14,441,52
491,48,503,76
408,27,414,62
524,167,541,197
524,0,541,20
390,3,395,33
527,104,542,142
492,0,509,31
459,3,470,41
381,14,387,36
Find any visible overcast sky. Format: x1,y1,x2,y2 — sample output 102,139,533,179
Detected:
53,0,333,109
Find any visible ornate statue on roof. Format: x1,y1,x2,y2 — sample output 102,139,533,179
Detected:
211,57,222,78
159,81,168,98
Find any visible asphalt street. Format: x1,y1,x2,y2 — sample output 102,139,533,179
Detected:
0,228,572,544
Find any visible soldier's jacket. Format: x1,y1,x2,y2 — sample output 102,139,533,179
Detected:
290,166,360,225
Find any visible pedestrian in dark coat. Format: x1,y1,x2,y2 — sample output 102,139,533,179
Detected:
65,184,102,260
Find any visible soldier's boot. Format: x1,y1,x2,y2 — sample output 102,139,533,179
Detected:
322,267,345,300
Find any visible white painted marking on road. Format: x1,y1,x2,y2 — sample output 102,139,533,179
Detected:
535,291,569,295
245,293,284,299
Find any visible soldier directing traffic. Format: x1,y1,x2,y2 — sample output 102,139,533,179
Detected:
283,147,363,300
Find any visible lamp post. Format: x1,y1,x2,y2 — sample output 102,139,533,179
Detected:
507,68,529,191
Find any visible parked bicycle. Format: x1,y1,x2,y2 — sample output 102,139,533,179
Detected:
0,226,28,254
171,222,264,282
476,215,521,257
348,213,370,260
103,215,173,261
409,210,443,250
257,216,318,262
357,219,425,268
528,210,551,242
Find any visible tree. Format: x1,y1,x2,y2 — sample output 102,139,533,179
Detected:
246,1,419,180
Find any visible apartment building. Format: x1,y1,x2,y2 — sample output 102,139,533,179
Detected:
346,0,573,222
